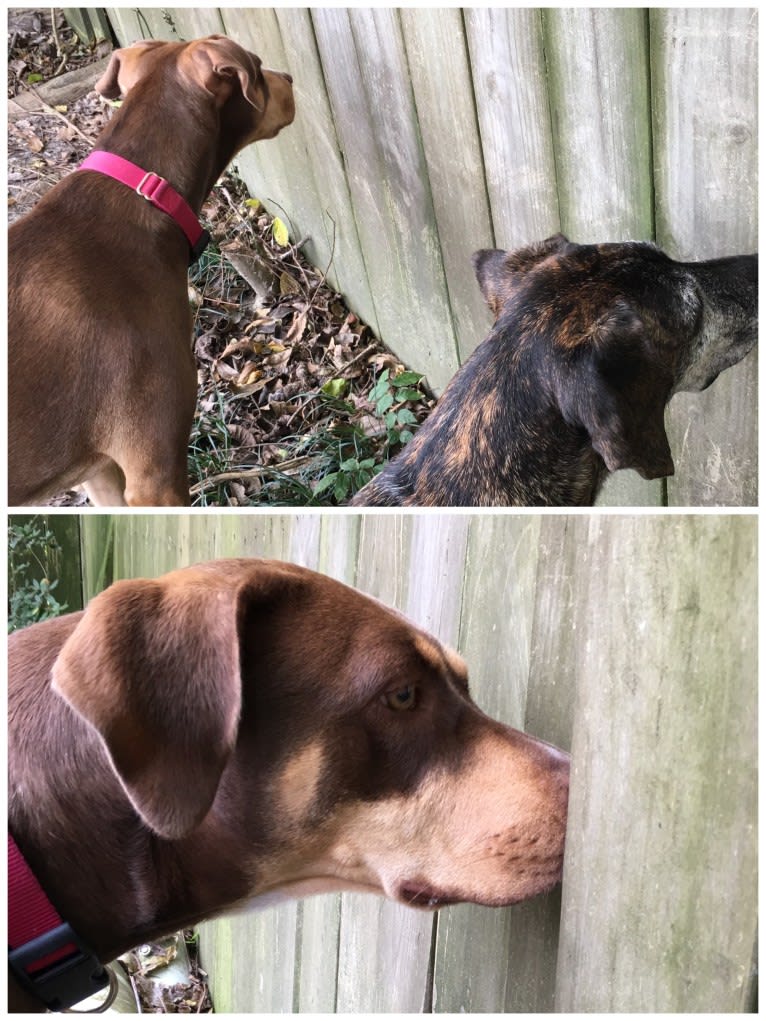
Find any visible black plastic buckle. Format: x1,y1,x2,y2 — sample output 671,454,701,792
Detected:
8,922,108,1011
189,228,211,265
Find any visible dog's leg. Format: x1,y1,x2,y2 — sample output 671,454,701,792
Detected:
121,455,191,506
83,455,189,506
81,461,128,507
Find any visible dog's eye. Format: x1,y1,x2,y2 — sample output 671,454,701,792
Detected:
381,685,419,711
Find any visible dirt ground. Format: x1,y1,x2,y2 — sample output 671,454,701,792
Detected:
8,9,432,506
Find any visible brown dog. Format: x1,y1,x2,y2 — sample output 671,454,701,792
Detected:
351,235,757,506
8,558,569,1011
8,37,294,507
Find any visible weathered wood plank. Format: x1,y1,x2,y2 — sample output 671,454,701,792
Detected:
196,513,315,1013
400,9,492,361
63,7,111,45
651,8,758,506
555,515,757,1011
544,8,654,241
295,894,341,1012
103,8,144,44
312,8,459,392
458,515,541,724
107,7,224,44
464,9,559,249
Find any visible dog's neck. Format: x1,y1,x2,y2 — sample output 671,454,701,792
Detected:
94,77,233,212
11,785,257,965
358,339,609,507
9,670,253,963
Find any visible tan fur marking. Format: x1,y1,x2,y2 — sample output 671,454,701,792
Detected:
276,740,325,821
303,728,567,907
413,632,446,672
442,645,469,686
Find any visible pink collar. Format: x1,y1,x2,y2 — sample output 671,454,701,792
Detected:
79,150,210,264
8,832,108,1009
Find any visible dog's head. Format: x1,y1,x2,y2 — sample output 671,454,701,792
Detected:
95,35,295,148
473,237,757,480
49,559,569,911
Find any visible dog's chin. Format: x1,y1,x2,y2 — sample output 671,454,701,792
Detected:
394,875,562,911
396,884,464,910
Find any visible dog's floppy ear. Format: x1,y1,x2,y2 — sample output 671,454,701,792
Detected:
51,573,248,839
555,301,675,480
473,234,572,320
94,40,165,99
182,35,263,110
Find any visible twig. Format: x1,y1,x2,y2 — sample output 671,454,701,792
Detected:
50,8,61,56
336,342,379,378
190,457,311,494
28,86,94,143
50,9,70,76
277,236,310,260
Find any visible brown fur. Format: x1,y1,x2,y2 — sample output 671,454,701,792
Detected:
9,558,569,1011
8,37,295,507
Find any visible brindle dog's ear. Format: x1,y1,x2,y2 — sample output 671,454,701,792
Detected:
556,302,676,480
51,575,248,839
473,234,572,320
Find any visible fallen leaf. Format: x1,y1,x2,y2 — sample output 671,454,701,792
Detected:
272,217,289,247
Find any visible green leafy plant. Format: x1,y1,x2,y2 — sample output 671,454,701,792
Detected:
310,369,428,504
313,450,377,503
8,519,67,632
368,369,424,447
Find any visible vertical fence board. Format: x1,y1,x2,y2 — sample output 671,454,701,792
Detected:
312,8,458,392
400,9,492,361
555,516,757,1011
544,8,654,241
651,8,758,506
79,515,116,596
294,514,347,1013
464,9,559,250
103,7,147,43
197,515,307,1013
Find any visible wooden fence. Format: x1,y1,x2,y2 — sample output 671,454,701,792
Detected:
101,7,758,507
23,511,747,1012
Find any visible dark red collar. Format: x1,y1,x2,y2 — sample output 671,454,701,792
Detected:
79,150,210,264
8,833,108,1009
